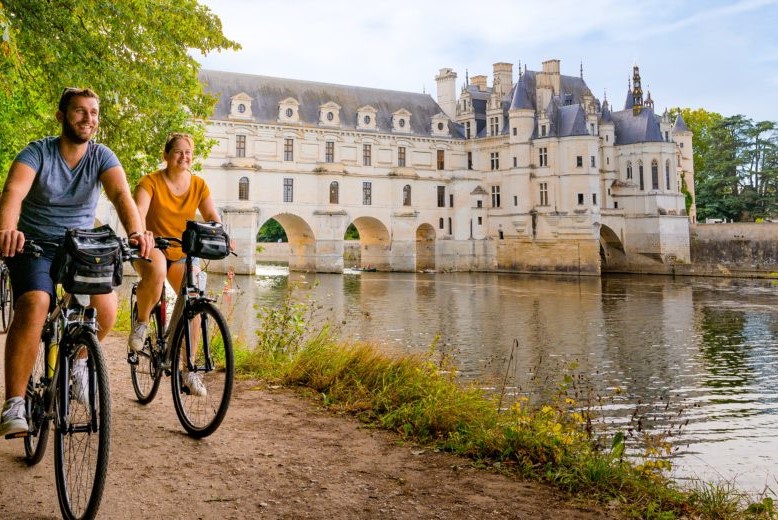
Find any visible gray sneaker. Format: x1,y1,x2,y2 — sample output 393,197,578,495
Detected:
71,360,90,405
128,322,148,352
183,372,207,397
1,397,27,437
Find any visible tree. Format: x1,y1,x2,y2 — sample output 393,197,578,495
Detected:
0,0,239,185
673,108,778,221
257,219,287,243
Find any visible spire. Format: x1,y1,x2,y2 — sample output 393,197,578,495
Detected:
518,60,522,79
465,68,469,86
632,65,644,116
580,61,583,79
673,111,690,133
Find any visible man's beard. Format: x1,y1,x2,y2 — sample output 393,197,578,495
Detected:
62,118,93,144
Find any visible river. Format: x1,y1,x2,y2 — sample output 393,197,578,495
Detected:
186,266,778,493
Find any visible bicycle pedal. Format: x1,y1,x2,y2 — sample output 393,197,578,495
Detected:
4,431,29,439
127,352,138,365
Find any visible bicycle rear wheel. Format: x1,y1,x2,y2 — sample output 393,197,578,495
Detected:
0,266,13,333
130,299,163,404
24,335,51,465
170,301,233,438
54,331,111,520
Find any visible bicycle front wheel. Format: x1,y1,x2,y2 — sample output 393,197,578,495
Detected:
54,331,111,520
24,334,51,465
170,301,234,438
130,299,163,404
0,266,13,333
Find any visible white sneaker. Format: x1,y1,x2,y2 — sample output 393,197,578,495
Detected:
183,372,207,397
1,397,27,437
71,360,90,405
128,322,148,352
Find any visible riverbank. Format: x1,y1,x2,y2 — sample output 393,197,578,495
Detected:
0,333,623,519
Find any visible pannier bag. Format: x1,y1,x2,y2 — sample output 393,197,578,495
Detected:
52,225,124,295
182,220,230,260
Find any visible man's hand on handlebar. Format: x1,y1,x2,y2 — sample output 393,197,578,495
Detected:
0,229,25,258
128,230,155,259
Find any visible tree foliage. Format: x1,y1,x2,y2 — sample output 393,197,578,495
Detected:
0,0,239,185
673,108,777,222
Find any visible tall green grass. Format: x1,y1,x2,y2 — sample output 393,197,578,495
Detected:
236,288,777,520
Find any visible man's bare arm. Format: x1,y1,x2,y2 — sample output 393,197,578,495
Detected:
0,161,36,257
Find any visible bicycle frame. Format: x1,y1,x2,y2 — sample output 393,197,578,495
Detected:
37,293,100,435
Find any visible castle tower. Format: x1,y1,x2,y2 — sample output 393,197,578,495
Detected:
672,113,696,222
435,68,458,120
632,65,644,116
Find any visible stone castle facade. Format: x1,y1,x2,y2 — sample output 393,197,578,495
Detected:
196,59,695,275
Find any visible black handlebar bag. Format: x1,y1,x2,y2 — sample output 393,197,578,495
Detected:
182,220,230,260
51,225,123,295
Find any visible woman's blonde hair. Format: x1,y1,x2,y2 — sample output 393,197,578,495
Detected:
164,132,194,154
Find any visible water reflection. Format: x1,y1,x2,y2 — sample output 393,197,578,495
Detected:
120,268,778,491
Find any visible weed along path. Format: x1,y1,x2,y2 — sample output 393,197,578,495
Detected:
0,333,621,519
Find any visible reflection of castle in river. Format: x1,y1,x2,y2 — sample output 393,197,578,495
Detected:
199,59,695,276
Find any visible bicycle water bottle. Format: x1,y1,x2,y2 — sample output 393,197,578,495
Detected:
198,271,207,291
47,343,58,378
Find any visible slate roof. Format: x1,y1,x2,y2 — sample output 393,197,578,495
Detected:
199,69,457,137
610,107,664,145
672,113,690,132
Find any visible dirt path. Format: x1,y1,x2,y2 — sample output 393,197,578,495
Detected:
0,334,622,519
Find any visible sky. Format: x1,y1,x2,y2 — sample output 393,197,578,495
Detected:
195,0,778,123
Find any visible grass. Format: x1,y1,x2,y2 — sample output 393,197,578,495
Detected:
236,289,778,519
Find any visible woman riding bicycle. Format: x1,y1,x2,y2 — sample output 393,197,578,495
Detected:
129,132,220,397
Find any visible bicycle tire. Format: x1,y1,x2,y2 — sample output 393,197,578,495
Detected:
130,300,163,404
24,335,51,465
54,331,111,520
0,266,12,333
170,300,233,438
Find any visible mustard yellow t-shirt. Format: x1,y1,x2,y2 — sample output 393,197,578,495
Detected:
136,171,211,261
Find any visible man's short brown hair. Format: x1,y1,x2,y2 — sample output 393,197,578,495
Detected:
58,87,100,113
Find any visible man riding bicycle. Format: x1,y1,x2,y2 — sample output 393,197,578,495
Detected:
0,87,154,437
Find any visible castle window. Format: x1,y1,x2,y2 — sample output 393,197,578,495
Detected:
651,160,659,190
284,138,293,161
437,150,445,170
449,194,454,207
590,156,596,167
490,152,499,171
491,185,501,208
513,195,518,206
329,181,339,204
626,161,633,180
238,177,249,201
325,141,334,163
513,157,517,168
465,121,471,139
236,135,246,158
467,152,473,170
576,156,583,167
539,147,548,167
665,160,671,191
592,193,598,205
577,193,584,205
439,218,444,229
403,185,412,206
541,124,547,137
512,127,517,136
398,146,406,167
540,182,549,205
362,182,372,205
437,186,445,207
363,144,372,166
283,178,293,203
639,161,645,191
477,216,483,225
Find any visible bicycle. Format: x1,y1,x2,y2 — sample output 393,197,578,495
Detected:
5,235,140,520
0,259,13,332
128,236,234,438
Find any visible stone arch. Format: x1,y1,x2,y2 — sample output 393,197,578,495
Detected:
415,223,436,271
261,213,317,271
349,216,390,270
599,223,627,270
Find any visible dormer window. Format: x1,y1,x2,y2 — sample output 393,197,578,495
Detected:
431,113,450,137
278,97,300,123
357,105,378,131
229,92,253,120
319,102,341,127
392,109,412,133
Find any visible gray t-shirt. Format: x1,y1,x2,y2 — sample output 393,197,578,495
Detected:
14,136,121,239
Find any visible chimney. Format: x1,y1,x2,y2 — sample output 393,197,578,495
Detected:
492,62,513,96
471,75,488,91
434,68,458,120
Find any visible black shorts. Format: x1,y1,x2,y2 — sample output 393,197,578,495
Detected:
5,241,61,307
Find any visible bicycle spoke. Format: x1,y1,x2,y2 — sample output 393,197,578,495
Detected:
171,301,233,438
